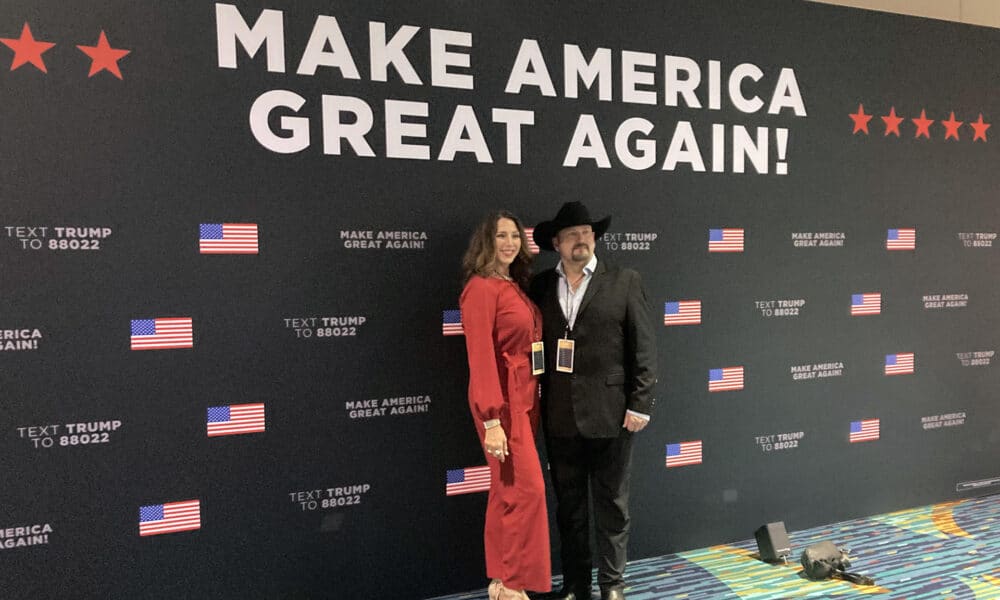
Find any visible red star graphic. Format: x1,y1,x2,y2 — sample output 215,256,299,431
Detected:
881,107,903,137
970,114,990,142
912,109,934,139
849,104,873,135
77,31,130,79
941,112,963,141
0,23,56,73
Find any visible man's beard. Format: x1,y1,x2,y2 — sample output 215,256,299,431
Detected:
571,244,592,261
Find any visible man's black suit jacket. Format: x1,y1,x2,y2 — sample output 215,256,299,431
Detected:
529,258,657,439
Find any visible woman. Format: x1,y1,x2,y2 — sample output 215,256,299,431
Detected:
460,211,551,600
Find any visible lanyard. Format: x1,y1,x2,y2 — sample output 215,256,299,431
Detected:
508,280,542,341
561,272,585,336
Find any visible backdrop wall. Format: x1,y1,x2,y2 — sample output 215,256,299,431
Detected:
2,1,998,598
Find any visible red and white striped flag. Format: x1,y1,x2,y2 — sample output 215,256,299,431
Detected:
664,300,701,326
709,366,744,392
199,223,259,254
709,228,744,253
886,228,915,251
207,403,266,437
524,227,541,254
139,499,201,536
130,318,193,350
446,466,491,496
884,353,914,376
850,419,880,443
666,441,703,467
851,293,881,316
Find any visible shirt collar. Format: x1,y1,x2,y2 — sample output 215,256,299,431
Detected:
556,254,598,278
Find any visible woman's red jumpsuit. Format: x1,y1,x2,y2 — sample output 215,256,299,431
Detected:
460,275,551,592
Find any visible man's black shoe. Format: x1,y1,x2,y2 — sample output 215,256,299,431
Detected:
535,587,591,600
600,587,624,600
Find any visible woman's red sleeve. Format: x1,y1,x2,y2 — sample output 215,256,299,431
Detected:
460,278,504,422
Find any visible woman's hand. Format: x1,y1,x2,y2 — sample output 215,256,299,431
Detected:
484,426,509,462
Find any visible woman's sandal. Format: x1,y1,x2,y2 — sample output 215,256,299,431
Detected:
499,584,530,600
488,579,502,600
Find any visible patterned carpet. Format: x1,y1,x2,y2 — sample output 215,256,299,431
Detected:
431,493,1000,599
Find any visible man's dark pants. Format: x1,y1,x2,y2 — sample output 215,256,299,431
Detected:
546,431,634,595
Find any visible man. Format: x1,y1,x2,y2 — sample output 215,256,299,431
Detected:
529,202,657,600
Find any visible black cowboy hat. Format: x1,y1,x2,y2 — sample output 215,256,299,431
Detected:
532,201,611,252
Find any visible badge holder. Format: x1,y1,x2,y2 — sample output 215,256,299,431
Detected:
556,338,574,373
531,341,545,375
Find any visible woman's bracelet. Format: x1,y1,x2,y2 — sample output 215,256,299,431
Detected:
483,418,501,430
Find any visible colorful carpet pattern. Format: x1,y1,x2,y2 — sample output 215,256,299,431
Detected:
431,493,1000,599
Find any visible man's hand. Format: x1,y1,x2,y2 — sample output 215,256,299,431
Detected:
623,413,648,432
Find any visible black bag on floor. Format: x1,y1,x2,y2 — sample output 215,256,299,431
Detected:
800,541,875,585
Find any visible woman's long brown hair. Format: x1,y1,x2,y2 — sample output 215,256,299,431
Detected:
461,210,534,290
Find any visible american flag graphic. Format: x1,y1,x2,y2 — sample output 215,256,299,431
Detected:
708,228,744,253
665,441,703,468
139,499,201,536
207,403,266,437
442,310,464,336
523,227,540,254
199,223,259,254
446,466,491,496
130,318,193,350
851,293,881,316
886,228,915,251
709,366,744,392
885,353,914,376
664,300,701,326
850,419,880,443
